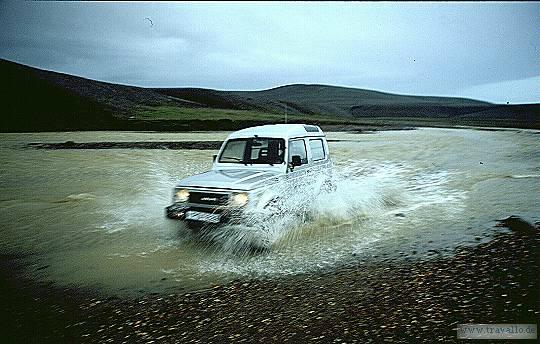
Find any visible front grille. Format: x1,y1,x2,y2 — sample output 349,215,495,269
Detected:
189,192,229,206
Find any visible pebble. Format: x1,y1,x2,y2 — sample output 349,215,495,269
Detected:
3,217,539,343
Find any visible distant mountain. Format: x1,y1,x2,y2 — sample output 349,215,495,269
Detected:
154,84,491,118
1,58,538,131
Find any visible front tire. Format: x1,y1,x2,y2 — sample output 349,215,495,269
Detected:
185,220,204,232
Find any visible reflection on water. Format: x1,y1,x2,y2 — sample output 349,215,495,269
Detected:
0,128,538,295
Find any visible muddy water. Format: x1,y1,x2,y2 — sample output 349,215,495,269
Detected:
0,128,538,295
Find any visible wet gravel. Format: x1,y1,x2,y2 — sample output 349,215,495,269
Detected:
2,216,538,343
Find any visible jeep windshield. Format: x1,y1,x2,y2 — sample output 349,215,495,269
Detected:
219,137,285,165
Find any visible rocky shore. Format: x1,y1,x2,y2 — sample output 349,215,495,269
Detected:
2,216,538,343
28,141,224,150
27,138,372,150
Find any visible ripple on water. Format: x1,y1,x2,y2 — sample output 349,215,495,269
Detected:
2,129,537,294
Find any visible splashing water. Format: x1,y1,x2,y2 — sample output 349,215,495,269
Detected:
195,159,467,277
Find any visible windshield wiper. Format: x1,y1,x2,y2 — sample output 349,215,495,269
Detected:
221,156,249,165
221,156,243,162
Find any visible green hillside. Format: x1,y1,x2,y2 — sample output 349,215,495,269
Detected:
1,58,538,131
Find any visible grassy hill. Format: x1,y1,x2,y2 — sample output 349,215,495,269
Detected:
1,59,538,131
153,84,491,117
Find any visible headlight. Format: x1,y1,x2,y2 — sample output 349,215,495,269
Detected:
230,192,248,207
174,189,190,203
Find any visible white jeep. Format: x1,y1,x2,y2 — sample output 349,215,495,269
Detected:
166,124,334,228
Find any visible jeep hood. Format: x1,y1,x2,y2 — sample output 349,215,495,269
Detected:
176,169,281,191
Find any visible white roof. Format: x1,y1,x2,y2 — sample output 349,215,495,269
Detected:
227,124,324,140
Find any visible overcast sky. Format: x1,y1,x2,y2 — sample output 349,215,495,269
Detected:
1,1,538,104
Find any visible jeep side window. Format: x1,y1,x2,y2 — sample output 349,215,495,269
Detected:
309,139,326,161
288,139,308,165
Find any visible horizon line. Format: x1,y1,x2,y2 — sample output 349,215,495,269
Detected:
4,57,539,105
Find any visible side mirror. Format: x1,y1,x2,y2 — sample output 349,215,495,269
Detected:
212,154,217,162
291,155,302,167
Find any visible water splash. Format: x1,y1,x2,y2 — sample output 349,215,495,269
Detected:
506,174,540,179
193,159,467,277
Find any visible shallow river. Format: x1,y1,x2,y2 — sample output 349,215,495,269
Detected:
0,128,538,296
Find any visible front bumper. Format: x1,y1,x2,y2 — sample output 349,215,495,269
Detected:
165,203,242,224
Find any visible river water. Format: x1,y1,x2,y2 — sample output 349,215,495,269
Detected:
0,128,538,296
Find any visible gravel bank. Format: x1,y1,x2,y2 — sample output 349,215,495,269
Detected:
28,141,224,150
28,139,370,150
2,217,538,343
